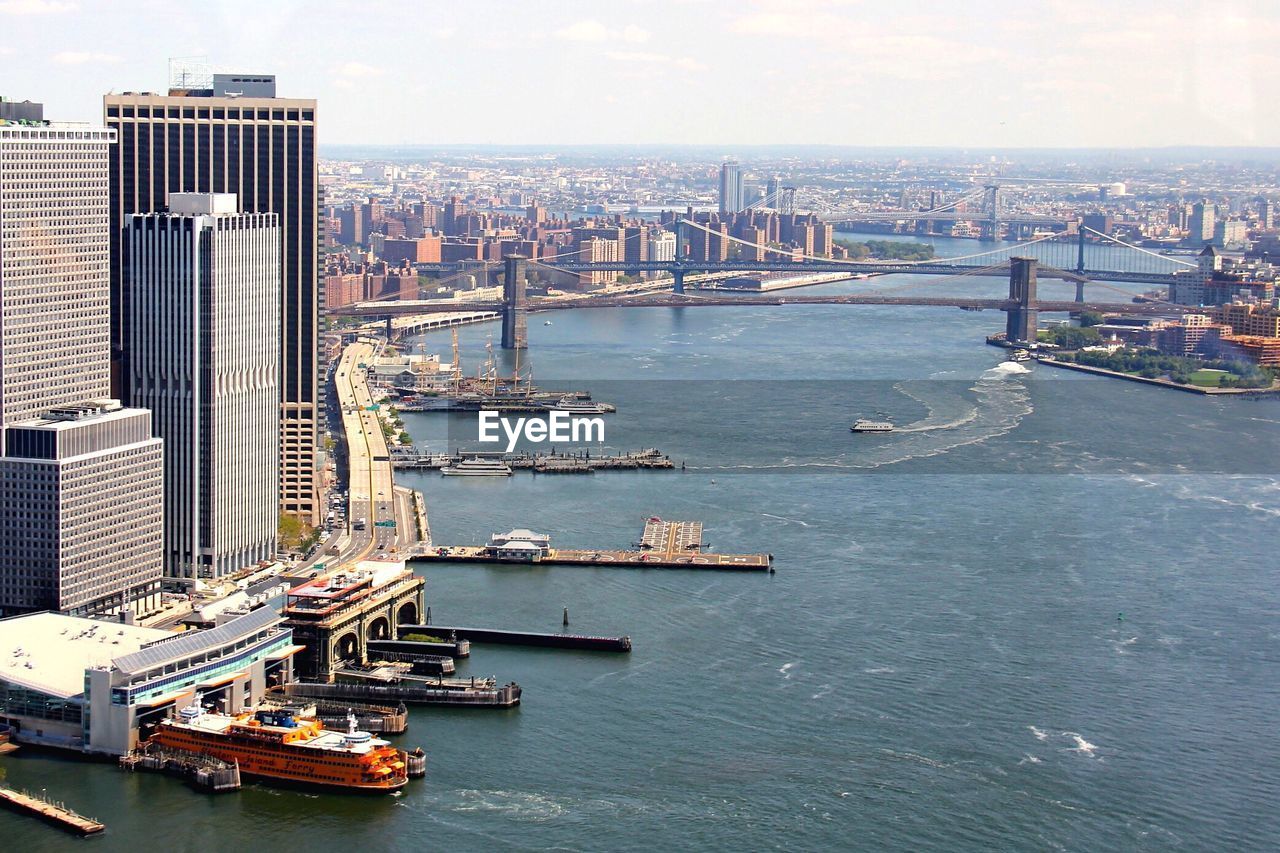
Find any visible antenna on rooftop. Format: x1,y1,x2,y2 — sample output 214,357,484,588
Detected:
168,56,212,92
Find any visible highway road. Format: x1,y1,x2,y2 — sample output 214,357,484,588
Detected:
274,337,421,590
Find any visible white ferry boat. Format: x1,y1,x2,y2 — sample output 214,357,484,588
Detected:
441,457,513,477
547,395,615,414
850,419,894,433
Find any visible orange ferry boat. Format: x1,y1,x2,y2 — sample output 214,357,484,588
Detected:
150,699,409,792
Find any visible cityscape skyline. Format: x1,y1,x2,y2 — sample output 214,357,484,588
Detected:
2,6,1280,847
2,0,1279,148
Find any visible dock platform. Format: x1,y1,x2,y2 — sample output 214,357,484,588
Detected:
393,448,675,473
0,786,105,835
280,678,522,708
411,517,773,572
404,624,632,652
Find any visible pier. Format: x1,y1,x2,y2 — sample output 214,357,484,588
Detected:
392,448,676,473
262,691,409,734
118,744,242,792
402,624,633,652
0,786,105,835
369,637,471,659
411,517,774,572
278,678,522,708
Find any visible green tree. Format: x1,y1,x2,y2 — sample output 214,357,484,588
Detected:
1040,326,1102,350
1078,311,1104,327
275,512,312,550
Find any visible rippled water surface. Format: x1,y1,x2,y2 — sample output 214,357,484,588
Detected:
5,297,1278,851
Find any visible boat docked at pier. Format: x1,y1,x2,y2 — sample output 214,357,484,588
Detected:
850,419,894,433
149,700,410,793
441,457,513,477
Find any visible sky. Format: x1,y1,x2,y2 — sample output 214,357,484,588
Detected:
2,0,1279,149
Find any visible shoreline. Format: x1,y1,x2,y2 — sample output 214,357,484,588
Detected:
1035,356,1280,395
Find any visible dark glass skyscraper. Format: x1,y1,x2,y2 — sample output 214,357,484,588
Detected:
105,78,322,524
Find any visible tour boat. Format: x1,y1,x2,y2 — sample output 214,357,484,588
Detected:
546,395,615,414
149,701,409,793
850,419,894,433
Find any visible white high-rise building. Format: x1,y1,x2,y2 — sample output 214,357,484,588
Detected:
0,106,164,619
125,193,280,581
648,231,677,263
719,161,744,215
0,402,163,617
0,117,115,455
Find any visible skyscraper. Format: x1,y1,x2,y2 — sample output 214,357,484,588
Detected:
125,194,280,581
1188,200,1216,246
719,161,744,215
0,110,114,454
0,105,163,618
105,74,322,524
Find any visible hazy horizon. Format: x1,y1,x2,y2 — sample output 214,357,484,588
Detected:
3,0,1277,149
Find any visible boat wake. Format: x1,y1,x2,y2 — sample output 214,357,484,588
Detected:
842,368,1033,469
688,365,1032,472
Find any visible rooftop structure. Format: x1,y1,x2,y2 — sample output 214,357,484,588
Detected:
486,529,552,559
0,612,169,700
0,97,43,123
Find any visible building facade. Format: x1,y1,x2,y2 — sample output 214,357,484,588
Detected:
0,608,295,755
125,194,279,582
105,82,322,524
719,161,744,215
0,402,163,617
0,117,115,455
648,231,677,264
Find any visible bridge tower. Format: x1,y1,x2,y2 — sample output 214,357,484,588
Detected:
1074,230,1088,302
501,255,528,350
1005,257,1038,344
672,220,687,294
985,184,1002,240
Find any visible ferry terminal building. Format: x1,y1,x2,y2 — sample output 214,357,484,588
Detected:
0,607,298,755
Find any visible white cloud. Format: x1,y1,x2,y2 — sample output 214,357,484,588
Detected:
605,51,707,72
0,0,76,13
430,26,457,39
53,50,121,64
334,61,384,79
555,19,650,43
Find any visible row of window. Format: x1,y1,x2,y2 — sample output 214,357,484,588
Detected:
108,107,314,122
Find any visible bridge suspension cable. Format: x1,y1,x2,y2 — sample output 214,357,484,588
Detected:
1080,226,1198,268
676,218,1062,267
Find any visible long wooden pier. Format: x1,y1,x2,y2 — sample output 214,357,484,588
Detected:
410,518,774,572
393,448,676,473
0,786,105,835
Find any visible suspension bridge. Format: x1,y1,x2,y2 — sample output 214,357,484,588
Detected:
333,224,1198,350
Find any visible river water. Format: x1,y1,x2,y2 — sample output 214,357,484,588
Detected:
5,280,1279,851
